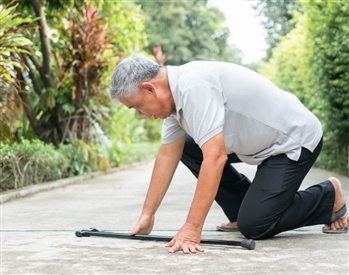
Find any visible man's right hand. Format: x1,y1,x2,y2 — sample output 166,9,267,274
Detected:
128,214,155,236
127,138,185,237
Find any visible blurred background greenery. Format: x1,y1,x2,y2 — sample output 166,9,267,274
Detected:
1,0,348,191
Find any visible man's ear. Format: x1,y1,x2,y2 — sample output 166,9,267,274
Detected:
140,82,154,94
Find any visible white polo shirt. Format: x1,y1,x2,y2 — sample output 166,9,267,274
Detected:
162,61,323,165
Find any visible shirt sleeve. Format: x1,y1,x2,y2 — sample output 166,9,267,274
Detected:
162,116,186,144
181,84,225,147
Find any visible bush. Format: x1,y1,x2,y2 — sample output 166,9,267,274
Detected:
111,142,160,167
304,1,349,175
107,105,162,145
0,140,69,191
57,139,99,176
0,139,160,191
315,134,348,175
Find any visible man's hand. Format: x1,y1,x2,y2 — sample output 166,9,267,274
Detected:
165,222,204,254
128,214,155,236
128,137,185,237
164,133,227,254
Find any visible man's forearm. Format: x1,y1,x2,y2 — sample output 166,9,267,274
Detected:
142,153,179,215
186,154,227,229
142,137,185,216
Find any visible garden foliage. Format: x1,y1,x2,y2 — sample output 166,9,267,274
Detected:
0,138,159,191
1,0,348,192
0,2,35,142
135,0,243,65
258,0,349,174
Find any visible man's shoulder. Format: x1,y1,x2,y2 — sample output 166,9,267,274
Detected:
177,61,219,84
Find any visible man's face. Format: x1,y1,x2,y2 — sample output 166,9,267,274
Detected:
119,89,172,120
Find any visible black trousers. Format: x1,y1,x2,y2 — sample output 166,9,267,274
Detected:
181,135,334,239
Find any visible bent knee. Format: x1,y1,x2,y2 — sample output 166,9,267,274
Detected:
237,216,275,240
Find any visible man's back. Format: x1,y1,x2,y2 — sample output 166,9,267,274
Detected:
166,61,323,164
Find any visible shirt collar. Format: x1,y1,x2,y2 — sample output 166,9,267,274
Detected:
166,65,181,116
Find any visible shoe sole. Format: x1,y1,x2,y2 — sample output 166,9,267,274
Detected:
216,225,240,232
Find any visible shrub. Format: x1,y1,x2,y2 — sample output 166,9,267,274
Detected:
0,138,160,191
57,139,98,176
110,142,160,167
107,105,162,145
0,140,69,191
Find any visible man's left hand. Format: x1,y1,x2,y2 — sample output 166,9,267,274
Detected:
165,222,204,254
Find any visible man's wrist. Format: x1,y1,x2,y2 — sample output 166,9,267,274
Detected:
185,217,204,230
141,207,155,217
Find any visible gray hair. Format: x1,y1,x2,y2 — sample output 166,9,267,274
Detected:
109,54,161,104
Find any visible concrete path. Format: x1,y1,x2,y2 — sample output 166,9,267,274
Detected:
1,161,348,275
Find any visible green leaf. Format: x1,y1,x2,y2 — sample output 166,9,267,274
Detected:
38,90,56,111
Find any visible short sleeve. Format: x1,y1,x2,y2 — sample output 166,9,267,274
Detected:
162,116,186,144
181,84,225,147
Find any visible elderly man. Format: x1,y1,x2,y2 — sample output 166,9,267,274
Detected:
109,55,347,254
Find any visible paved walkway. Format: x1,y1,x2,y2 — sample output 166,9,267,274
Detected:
1,161,348,275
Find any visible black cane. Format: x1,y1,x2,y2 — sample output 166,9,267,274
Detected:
75,228,255,250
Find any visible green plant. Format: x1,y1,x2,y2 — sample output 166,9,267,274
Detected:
107,105,155,145
259,1,349,175
259,13,315,108
4,0,147,146
57,139,97,176
253,0,302,60
104,141,160,169
0,140,69,191
304,1,349,175
0,137,160,191
0,1,35,143
135,0,242,65
143,118,162,141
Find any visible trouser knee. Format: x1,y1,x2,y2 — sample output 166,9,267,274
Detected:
237,215,274,240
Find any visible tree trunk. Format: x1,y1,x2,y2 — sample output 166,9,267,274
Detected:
16,69,48,143
29,0,53,89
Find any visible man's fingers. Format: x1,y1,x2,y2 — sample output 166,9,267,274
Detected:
167,237,181,253
165,239,175,247
183,243,193,254
167,240,204,254
194,244,204,252
127,226,140,236
127,230,136,236
168,245,181,253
